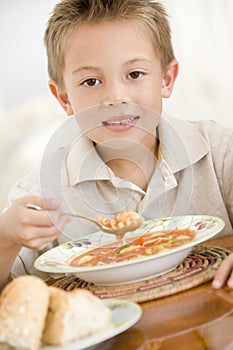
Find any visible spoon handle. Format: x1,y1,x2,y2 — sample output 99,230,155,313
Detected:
26,204,44,211
63,212,103,229
26,204,103,230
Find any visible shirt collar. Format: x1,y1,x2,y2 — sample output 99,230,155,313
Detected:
65,112,210,186
158,112,210,173
66,132,112,186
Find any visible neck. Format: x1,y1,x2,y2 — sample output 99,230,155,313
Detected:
95,135,159,191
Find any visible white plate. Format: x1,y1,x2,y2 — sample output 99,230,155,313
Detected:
41,298,142,350
35,215,225,285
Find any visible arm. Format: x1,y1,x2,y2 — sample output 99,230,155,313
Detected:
212,132,233,289
0,195,69,290
0,231,21,291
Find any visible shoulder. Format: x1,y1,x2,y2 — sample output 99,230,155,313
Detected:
165,116,233,153
159,115,233,173
189,119,233,159
190,118,232,139
166,115,232,137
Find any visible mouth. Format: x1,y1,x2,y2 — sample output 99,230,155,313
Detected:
102,116,140,126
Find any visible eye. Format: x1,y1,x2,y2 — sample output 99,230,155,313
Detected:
127,71,143,80
81,78,101,86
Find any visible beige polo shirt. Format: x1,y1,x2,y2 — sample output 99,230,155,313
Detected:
9,114,233,280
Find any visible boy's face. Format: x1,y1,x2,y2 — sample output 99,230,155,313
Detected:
50,20,178,145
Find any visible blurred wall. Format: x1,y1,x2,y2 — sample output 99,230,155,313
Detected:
0,0,58,114
0,0,233,209
163,0,233,125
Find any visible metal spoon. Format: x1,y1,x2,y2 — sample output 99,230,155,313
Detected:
26,204,144,240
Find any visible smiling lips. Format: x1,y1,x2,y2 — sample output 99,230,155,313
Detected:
102,115,139,130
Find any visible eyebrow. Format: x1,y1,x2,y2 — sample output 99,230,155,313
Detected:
72,66,99,75
72,57,153,75
123,57,153,66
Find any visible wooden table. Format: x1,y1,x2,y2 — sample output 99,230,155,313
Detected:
95,235,233,350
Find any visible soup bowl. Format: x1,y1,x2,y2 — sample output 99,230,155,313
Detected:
35,215,225,286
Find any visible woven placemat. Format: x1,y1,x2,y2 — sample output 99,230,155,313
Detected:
52,246,230,303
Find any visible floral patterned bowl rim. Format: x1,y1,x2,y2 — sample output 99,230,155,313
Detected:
34,215,225,286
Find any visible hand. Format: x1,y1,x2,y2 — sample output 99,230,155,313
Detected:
212,253,233,289
0,195,70,251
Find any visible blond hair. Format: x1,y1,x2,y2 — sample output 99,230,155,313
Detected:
44,0,175,89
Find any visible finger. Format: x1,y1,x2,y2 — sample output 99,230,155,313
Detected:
19,225,61,246
22,233,60,250
42,198,62,211
37,212,70,230
16,195,46,208
25,200,70,226
226,271,233,288
212,253,233,289
19,215,70,244
20,195,61,211
23,209,70,229
20,207,58,227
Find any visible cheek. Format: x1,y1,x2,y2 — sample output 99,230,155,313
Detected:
138,92,162,115
63,81,91,113
69,94,100,114
149,98,162,114
135,79,162,108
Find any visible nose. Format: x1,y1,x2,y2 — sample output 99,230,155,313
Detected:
103,81,132,106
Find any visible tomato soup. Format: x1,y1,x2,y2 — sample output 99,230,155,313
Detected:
69,228,196,268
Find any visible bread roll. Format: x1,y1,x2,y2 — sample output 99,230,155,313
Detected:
0,276,49,350
43,287,112,345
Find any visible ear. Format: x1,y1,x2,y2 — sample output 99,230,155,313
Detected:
161,59,179,98
49,80,74,116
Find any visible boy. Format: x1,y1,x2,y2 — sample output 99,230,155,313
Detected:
0,0,232,290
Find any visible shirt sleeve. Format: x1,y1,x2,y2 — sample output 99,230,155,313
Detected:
7,166,41,205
